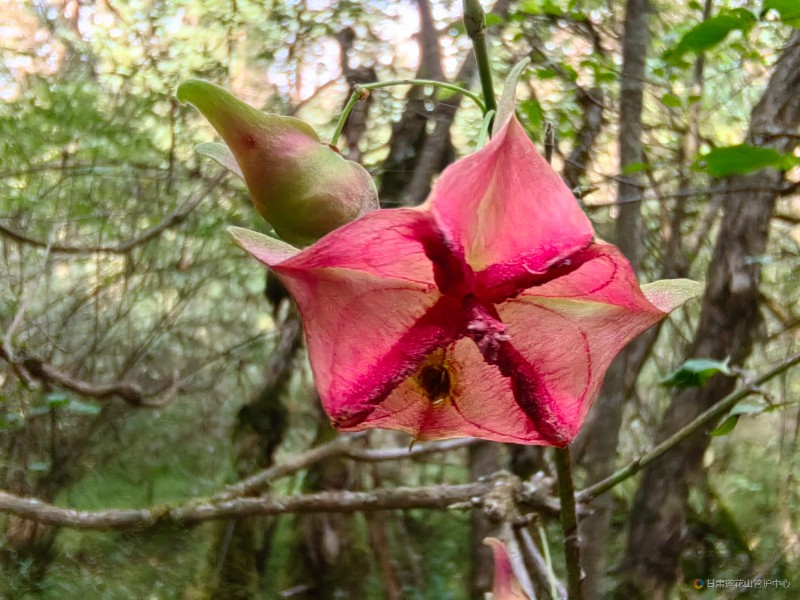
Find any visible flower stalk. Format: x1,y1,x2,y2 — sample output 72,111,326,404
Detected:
462,0,497,116
555,445,585,600
331,79,485,147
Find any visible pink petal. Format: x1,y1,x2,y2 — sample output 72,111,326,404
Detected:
234,209,465,427
353,338,548,443
484,538,530,600
495,242,666,442
426,115,593,273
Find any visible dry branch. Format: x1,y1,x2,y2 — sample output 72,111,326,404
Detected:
0,174,224,255
0,482,491,531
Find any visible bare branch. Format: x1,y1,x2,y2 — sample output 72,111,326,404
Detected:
0,174,224,255
0,481,493,531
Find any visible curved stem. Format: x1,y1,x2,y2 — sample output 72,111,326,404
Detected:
331,79,485,147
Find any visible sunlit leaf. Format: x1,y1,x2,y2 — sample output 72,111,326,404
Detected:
763,0,800,28
665,9,756,61
694,144,800,177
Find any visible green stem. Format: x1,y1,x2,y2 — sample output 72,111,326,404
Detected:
331,79,485,147
577,352,800,503
462,0,497,116
555,446,584,600
471,32,497,115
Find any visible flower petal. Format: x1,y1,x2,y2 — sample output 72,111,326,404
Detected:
640,278,703,313
427,115,593,273
250,209,467,426
495,243,665,442
229,226,302,265
355,338,547,444
484,538,530,600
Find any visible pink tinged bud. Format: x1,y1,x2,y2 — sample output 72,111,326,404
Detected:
484,538,530,600
230,114,700,445
177,79,378,246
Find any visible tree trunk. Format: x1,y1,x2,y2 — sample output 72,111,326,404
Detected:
379,0,446,207
574,2,650,597
618,30,800,598
207,286,300,599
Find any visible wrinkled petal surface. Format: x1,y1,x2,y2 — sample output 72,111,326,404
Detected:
426,116,593,273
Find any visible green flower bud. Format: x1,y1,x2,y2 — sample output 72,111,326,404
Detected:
177,79,378,246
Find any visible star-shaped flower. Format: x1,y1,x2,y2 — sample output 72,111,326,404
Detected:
231,114,699,445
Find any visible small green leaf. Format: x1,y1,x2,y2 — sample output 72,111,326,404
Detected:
45,391,71,408
763,0,800,28
728,401,766,416
519,99,544,141
484,13,506,27
28,461,50,472
694,144,800,177
666,9,756,61
66,399,102,416
660,93,682,109
622,161,648,175
710,415,739,436
661,357,734,388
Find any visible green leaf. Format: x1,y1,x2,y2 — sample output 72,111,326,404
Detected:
535,68,557,80
67,399,102,416
621,161,648,175
45,391,71,408
710,401,771,436
661,357,734,388
519,99,545,142
710,415,739,436
763,0,800,28
660,93,682,109
666,9,756,61
695,144,800,176
484,13,506,27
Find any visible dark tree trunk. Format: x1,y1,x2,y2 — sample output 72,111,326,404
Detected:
379,0,446,207
207,284,301,599
618,30,800,598
573,2,650,597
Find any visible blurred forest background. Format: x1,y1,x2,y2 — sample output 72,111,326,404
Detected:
1,0,799,598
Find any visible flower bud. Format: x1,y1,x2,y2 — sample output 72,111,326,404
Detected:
177,79,378,246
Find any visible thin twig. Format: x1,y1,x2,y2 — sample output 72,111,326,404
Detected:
577,353,800,503
0,174,224,255
516,525,567,600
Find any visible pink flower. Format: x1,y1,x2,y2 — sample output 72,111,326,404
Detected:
484,538,530,600
230,114,699,445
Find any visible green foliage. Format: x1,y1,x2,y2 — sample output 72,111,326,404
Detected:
763,0,800,28
661,358,735,388
665,9,757,63
695,144,800,176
